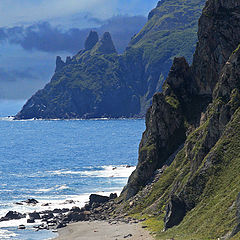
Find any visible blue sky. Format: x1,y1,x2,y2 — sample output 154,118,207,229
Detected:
0,0,158,100
0,0,157,28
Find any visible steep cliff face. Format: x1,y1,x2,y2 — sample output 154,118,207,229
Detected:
15,0,205,120
121,0,240,238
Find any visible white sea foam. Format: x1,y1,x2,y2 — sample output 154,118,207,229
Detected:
47,165,136,178
0,189,122,229
0,229,18,239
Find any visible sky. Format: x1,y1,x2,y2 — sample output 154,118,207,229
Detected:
0,0,158,104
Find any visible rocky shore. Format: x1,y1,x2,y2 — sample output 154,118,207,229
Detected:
0,191,152,238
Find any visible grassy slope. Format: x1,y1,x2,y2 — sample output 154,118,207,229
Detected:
129,0,205,75
126,102,240,239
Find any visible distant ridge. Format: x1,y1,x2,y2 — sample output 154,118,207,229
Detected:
15,0,205,120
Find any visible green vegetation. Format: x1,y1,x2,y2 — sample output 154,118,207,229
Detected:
16,0,205,120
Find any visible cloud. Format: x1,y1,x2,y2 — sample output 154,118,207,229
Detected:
0,15,146,53
0,0,115,27
0,66,47,99
5,22,90,53
0,67,38,82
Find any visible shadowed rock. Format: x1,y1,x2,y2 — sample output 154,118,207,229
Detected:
164,196,186,229
84,31,99,50
92,32,117,54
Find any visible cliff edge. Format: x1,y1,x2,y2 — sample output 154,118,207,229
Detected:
120,0,240,239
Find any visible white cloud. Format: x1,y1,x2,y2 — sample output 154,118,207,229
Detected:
0,0,117,27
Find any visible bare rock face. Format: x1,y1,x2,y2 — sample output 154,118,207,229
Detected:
55,56,65,72
122,58,189,200
121,0,240,233
84,31,99,51
191,0,240,95
92,32,117,54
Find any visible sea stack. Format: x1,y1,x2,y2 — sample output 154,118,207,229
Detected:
92,32,117,54
84,31,99,51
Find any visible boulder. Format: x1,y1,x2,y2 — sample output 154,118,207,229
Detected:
71,206,81,212
24,198,39,205
27,218,35,223
109,193,117,200
18,225,26,230
28,211,41,220
89,194,110,207
64,211,86,222
0,211,26,221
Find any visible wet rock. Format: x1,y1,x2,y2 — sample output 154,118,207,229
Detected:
18,225,26,230
53,209,62,213
27,218,35,223
63,200,75,204
24,198,39,205
29,211,41,220
41,212,54,221
0,211,26,221
41,203,50,206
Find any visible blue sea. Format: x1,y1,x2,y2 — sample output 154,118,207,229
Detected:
0,100,145,240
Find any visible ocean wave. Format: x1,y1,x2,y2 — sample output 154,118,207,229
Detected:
47,165,136,178
0,229,18,239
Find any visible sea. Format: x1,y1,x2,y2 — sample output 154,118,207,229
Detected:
0,100,145,240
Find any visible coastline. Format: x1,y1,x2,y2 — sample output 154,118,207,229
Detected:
52,221,154,240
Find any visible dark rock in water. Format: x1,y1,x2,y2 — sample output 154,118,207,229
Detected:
52,209,62,213
89,194,110,206
18,225,26,230
24,198,39,205
41,203,50,206
0,211,26,221
63,199,75,204
61,208,69,213
109,193,117,200
84,31,99,50
27,218,35,223
164,196,186,229
28,211,41,220
41,212,54,221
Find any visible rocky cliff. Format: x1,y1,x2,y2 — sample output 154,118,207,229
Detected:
120,0,240,239
15,0,205,120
